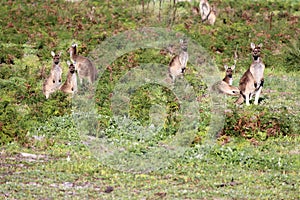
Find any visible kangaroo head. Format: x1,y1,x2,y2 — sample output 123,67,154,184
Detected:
211,5,216,14
251,43,262,60
69,43,78,55
51,51,61,65
224,65,235,78
200,0,209,5
67,61,76,74
180,39,188,52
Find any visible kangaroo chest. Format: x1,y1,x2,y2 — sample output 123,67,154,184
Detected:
53,65,62,75
228,78,233,85
250,62,265,84
71,74,77,90
71,73,76,83
52,65,62,84
179,51,188,68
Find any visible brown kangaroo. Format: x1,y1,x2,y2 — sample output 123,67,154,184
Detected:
212,65,240,96
60,61,77,96
68,44,97,85
236,43,265,105
43,51,62,99
199,0,216,25
223,64,235,85
168,39,188,83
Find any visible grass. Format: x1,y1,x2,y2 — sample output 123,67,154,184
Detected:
1,134,299,199
1,0,300,199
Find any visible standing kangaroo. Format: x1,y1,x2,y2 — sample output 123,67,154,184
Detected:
199,0,216,25
168,39,188,83
43,51,62,99
212,65,240,96
68,44,97,84
236,43,265,105
60,61,78,96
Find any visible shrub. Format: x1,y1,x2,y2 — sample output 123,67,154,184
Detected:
221,105,297,140
285,39,300,72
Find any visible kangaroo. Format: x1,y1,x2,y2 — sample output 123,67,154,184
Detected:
68,44,97,85
42,51,62,99
223,44,238,86
212,65,240,96
60,61,78,96
168,39,188,83
199,0,216,25
223,64,235,85
236,43,265,105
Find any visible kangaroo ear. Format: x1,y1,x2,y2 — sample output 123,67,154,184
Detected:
250,43,256,50
67,61,71,66
51,51,55,57
258,43,263,48
58,51,62,57
224,65,228,70
231,65,235,70
211,5,216,11
72,43,77,48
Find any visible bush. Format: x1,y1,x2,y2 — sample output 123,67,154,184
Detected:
285,39,300,72
221,105,297,140
0,44,23,64
0,100,28,145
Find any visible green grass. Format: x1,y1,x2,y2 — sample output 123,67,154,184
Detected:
1,0,300,199
1,132,299,199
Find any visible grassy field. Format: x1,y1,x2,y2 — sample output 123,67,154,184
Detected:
1,0,300,199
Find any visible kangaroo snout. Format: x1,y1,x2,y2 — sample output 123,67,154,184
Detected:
69,63,76,74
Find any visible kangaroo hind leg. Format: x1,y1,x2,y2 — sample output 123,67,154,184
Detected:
254,86,262,105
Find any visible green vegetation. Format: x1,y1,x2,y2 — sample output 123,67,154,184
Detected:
0,0,299,199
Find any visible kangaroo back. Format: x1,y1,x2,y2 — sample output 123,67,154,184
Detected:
69,43,96,84
212,80,240,96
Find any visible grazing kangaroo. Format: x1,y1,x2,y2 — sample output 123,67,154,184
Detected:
212,65,240,96
43,51,62,99
60,61,77,96
236,43,265,105
68,44,97,85
199,0,216,25
168,39,188,83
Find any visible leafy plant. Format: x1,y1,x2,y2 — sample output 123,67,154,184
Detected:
221,104,296,140
285,39,300,72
